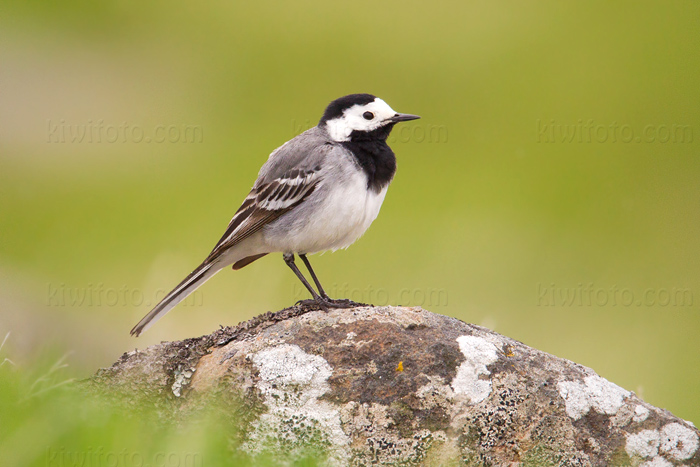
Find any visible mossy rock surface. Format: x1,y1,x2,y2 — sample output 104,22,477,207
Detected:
89,306,700,466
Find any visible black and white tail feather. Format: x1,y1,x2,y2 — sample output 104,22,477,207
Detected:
130,168,321,336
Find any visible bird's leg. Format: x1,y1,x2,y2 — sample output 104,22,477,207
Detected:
298,254,330,299
283,253,329,310
298,254,363,309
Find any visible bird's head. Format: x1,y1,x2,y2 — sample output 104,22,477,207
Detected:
319,94,420,142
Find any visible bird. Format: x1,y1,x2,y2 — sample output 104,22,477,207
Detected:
130,94,420,336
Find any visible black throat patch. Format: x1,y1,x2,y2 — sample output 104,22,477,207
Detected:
342,123,397,193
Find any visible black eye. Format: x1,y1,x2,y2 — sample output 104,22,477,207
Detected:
363,111,374,120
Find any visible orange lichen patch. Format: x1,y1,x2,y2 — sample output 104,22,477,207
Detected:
503,344,515,357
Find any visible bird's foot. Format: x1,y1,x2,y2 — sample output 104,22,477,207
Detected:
322,297,365,308
295,298,328,311
294,297,366,311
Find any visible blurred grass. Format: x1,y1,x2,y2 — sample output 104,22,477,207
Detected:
1,0,699,448
0,346,324,466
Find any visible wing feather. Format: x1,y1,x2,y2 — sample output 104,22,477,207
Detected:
208,167,321,259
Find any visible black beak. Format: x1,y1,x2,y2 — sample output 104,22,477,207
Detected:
389,113,421,123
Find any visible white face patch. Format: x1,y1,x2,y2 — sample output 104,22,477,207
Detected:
325,98,398,142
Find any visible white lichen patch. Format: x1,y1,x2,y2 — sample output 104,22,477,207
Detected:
625,422,699,463
451,335,499,404
634,404,650,423
659,422,699,460
244,344,349,465
171,367,195,397
640,456,673,467
557,375,630,420
626,429,660,458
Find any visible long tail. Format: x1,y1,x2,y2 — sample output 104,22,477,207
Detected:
130,260,224,337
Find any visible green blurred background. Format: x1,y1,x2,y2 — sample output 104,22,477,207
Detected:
1,0,699,431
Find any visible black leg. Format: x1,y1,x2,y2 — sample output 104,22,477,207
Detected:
299,254,330,299
284,253,322,301
298,254,363,309
283,253,328,310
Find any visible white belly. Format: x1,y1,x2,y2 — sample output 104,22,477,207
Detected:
263,170,388,254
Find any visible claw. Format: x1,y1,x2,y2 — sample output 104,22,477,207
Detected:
294,297,362,311
326,298,362,309
295,295,368,311
295,298,329,311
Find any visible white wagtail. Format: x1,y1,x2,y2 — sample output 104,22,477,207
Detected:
131,94,420,336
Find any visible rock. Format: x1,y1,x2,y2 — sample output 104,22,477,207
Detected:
90,306,700,466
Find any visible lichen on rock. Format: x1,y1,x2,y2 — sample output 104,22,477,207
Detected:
244,344,349,465
557,375,630,420
451,335,499,404
89,305,700,466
